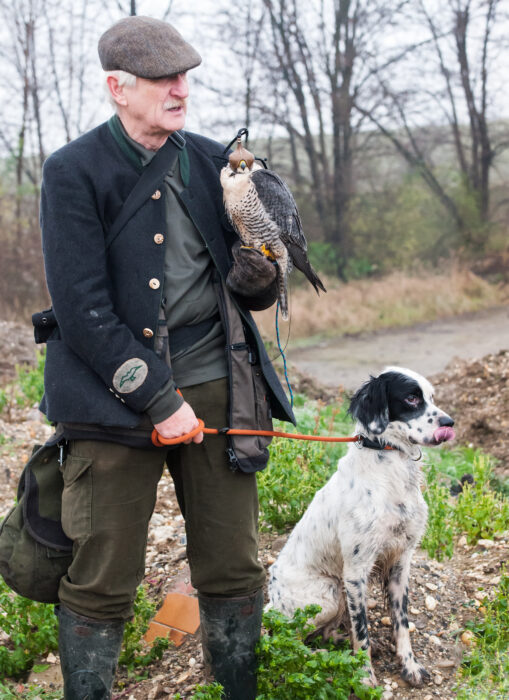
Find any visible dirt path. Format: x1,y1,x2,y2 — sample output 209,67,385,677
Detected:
287,305,509,391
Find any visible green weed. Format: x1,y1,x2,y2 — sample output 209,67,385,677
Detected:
0,581,168,681
421,462,455,560
0,582,58,678
174,683,225,699
0,683,62,699
258,397,351,531
118,585,170,677
455,572,509,699
421,453,509,559
15,350,45,408
454,458,509,544
256,606,382,699
0,390,7,414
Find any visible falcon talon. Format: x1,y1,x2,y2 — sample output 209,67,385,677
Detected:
260,245,276,261
220,132,326,321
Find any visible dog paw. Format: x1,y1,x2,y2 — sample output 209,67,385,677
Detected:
361,666,378,687
401,662,431,687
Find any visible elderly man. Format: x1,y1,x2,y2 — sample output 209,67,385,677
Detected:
39,15,294,700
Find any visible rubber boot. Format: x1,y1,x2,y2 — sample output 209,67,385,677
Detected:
198,589,263,700
56,605,125,700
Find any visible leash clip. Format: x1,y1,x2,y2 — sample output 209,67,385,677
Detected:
58,441,67,466
355,435,365,449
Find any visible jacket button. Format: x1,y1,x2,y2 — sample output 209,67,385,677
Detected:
149,278,160,290
143,328,154,338
151,189,161,200
154,233,164,244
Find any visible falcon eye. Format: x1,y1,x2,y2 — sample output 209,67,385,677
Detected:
404,395,421,407
229,172,235,177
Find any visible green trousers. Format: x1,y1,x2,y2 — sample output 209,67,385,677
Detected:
57,378,265,620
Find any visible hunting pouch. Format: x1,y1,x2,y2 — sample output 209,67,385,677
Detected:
217,277,274,473
0,440,72,603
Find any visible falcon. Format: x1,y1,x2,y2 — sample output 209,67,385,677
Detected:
220,137,326,320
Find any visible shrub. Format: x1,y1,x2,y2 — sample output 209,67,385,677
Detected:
0,581,58,678
256,606,382,699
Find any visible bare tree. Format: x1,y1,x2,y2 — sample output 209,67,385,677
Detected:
360,0,506,250
213,0,412,277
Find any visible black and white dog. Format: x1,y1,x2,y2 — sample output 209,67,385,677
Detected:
268,367,455,687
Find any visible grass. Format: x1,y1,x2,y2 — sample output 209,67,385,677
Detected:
455,571,509,699
254,265,506,342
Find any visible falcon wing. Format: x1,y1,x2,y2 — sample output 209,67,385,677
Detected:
250,168,326,295
250,169,307,252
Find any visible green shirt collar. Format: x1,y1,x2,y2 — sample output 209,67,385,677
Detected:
108,114,189,185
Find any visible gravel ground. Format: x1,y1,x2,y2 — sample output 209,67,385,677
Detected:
0,321,508,699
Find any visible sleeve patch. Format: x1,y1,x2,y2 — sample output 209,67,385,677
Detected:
113,358,148,394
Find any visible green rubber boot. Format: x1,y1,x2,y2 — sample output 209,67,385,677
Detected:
198,589,263,700
56,605,125,699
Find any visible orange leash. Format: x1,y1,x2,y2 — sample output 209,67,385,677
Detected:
151,419,393,448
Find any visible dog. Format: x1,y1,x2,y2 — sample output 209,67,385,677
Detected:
268,367,455,687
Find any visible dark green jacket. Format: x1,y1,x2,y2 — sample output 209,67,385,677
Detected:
39,122,295,467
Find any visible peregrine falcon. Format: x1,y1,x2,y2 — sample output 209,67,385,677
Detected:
220,138,326,320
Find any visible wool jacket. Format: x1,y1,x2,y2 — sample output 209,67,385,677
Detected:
39,121,295,462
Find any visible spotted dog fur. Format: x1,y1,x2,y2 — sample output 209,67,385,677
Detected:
268,367,455,687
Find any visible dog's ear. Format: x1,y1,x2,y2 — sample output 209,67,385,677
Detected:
348,375,389,435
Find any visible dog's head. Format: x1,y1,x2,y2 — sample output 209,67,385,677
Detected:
348,367,455,450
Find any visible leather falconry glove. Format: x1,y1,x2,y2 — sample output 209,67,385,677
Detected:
226,241,277,309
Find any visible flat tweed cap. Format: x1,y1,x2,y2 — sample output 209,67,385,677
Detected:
98,16,202,78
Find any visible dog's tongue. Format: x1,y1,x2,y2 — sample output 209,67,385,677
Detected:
433,426,455,443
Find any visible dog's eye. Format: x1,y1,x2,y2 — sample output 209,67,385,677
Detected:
405,395,421,406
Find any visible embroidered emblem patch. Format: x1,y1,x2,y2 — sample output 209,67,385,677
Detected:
112,358,148,394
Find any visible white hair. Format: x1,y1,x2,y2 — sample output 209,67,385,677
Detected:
104,70,137,109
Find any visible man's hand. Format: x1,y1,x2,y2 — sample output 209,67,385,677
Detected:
154,401,203,444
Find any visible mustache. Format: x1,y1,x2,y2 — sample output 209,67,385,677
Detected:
163,99,186,110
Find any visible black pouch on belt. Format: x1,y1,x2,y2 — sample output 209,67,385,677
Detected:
0,437,72,603
32,308,59,344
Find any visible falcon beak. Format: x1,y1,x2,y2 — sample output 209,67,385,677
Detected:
240,160,247,171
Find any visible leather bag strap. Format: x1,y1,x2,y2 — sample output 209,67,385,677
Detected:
104,130,186,251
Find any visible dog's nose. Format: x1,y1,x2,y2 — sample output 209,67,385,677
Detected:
439,415,454,427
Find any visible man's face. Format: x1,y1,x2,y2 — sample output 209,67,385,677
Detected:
122,73,189,136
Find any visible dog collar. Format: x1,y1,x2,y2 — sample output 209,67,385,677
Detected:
356,435,395,451
357,435,422,461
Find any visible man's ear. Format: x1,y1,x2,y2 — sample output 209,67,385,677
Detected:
106,75,128,107
348,375,389,435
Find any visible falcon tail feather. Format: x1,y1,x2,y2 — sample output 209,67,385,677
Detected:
288,245,327,295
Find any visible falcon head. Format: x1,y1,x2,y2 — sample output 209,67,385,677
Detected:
220,137,262,196
228,138,255,173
